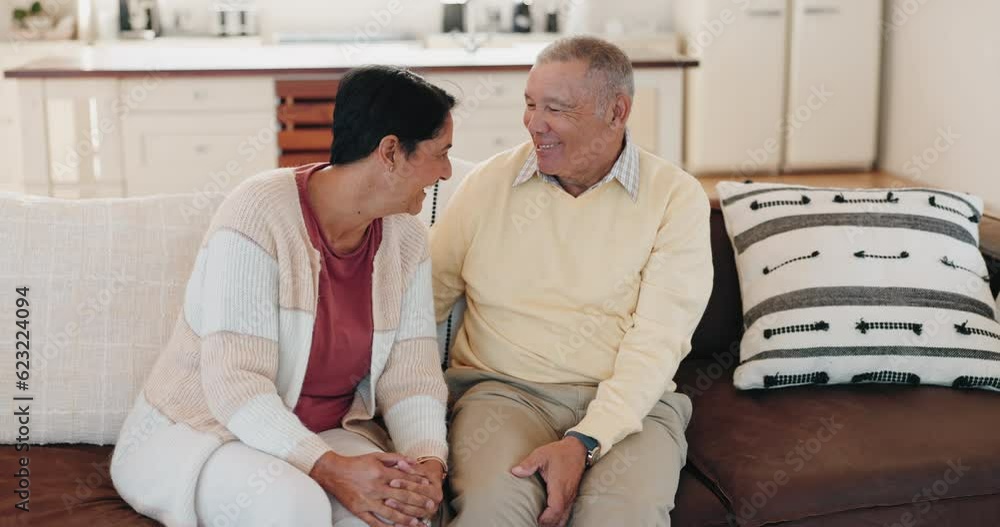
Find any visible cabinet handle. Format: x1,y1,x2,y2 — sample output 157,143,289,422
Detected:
804,6,840,15
747,9,783,17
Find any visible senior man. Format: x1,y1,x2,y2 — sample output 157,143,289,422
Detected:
430,36,713,526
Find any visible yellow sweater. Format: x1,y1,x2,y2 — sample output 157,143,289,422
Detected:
431,142,714,453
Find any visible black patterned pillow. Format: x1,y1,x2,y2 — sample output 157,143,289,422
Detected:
717,181,1000,391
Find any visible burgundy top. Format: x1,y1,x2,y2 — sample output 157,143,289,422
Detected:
292,163,383,433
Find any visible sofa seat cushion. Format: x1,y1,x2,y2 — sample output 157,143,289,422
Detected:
672,465,731,527
0,444,154,525
677,358,1000,527
766,492,1000,527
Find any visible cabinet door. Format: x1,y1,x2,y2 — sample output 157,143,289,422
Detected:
423,72,529,162
0,113,20,193
448,107,528,162
122,113,278,196
0,76,19,192
682,0,789,174
783,0,882,170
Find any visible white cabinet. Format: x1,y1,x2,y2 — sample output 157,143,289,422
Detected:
122,113,278,195
0,108,19,193
121,78,278,196
14,76,278,198
676,0,881,174
1,42,84,194
423,72,529,163
783,0,882,170
678,0,789,174
423,69,684,164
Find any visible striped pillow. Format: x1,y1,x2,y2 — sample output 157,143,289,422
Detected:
717,181,1000,391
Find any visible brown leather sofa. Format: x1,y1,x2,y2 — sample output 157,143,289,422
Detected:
5,208,1000,526
672,209,1000,527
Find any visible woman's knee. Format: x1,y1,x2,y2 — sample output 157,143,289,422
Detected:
255,475,332,526
332,517,370,527
198,452,332,527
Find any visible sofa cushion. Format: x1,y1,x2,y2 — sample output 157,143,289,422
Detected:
671,465,731,527
0,444,155,525
767,493,1000,527
678,358,1000,527
716,182,1000,391
0,191,226,444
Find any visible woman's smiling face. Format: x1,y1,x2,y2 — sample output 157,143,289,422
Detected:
391,114,454,215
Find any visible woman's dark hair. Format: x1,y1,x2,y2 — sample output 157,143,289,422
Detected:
329,66,457,165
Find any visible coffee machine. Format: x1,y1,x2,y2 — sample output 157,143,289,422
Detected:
118,0,161,39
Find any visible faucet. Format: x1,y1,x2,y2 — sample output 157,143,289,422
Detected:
449,0,495,53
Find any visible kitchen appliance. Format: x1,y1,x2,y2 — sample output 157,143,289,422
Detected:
545,9,558,32
512,0,533,33
210,2,258,37
118,0,161,39
442,1,467,33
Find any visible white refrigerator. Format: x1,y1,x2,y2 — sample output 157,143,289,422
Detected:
676,0,883,174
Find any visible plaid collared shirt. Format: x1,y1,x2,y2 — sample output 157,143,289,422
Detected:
513,130,640,202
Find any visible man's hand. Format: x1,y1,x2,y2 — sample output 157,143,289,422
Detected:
389,459,445,519
309,451,436,527
511,437,588,527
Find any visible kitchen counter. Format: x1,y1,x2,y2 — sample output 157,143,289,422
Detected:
5,39,697,78
6,35,693,200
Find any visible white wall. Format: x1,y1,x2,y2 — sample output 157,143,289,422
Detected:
879,0,1000,215
573,0,674,34
256,0,674,39
0,0,10,41
0,0,676,40
258,0,440,38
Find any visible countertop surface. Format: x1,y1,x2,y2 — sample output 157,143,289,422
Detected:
4,36,698,78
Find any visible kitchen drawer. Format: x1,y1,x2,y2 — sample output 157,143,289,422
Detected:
123,113,278,196
121,77,275,113
451,128,528,162
423,72,526,109
454,106,524,129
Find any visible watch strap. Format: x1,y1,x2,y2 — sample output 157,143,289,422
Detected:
565,431,600,466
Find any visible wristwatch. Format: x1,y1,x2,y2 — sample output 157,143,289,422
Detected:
565,431,601,468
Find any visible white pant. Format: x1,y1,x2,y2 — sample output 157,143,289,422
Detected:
194,428,380,527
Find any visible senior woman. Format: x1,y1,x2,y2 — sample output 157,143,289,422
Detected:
110,66,455,527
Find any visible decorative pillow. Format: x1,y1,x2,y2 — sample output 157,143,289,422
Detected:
717,181,1000,391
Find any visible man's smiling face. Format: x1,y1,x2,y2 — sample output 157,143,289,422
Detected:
522,59,616,185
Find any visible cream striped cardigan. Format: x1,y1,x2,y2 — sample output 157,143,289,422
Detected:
110,169,448,526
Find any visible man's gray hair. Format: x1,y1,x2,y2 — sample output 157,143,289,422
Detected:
536,36,635,112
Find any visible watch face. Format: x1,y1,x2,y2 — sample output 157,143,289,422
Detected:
588,445,601,466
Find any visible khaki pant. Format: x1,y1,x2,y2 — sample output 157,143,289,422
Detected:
445,368,693,527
